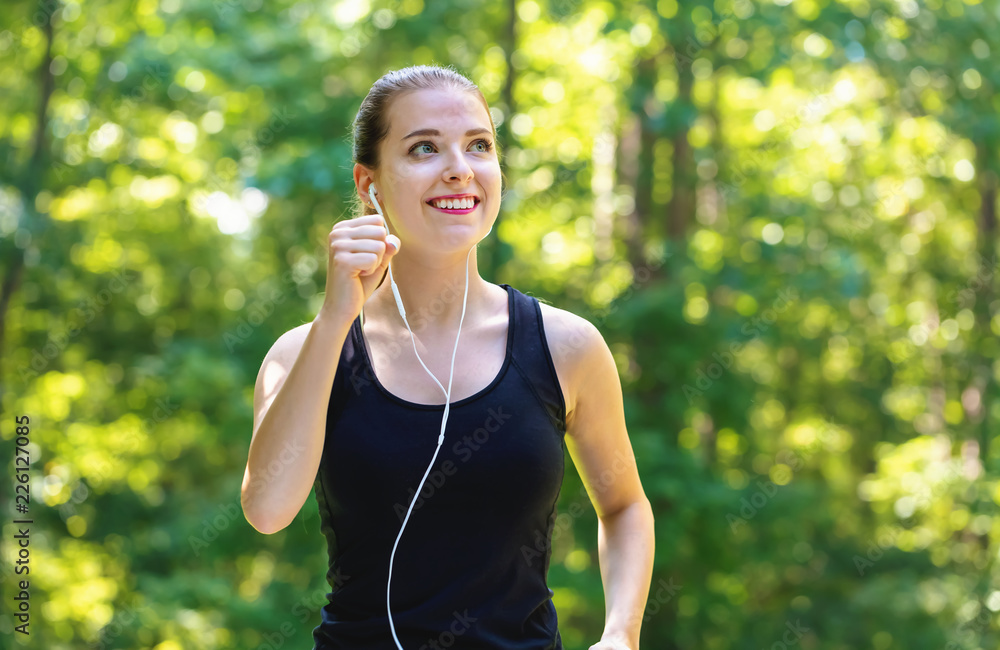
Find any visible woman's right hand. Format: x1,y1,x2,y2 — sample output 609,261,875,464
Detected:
319,214,401,325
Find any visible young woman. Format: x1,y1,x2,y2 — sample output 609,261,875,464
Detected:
241,64,654,650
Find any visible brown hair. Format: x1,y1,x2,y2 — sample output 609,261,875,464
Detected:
349,64,505,217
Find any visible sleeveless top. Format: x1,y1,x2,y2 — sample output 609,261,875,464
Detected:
311,283,568,650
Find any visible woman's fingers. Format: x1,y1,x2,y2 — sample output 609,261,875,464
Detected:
342,224,392,240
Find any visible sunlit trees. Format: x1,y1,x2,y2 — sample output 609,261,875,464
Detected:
1,0,997,648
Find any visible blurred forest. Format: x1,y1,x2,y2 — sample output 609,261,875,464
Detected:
2,0,1000,648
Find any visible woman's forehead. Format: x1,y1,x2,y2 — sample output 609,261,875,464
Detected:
387,89,491,136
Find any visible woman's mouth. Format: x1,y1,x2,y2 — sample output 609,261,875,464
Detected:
427,198,480,215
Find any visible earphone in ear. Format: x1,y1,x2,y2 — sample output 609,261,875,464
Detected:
366,183,407,320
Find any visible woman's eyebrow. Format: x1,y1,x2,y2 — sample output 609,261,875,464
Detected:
401,127,491,141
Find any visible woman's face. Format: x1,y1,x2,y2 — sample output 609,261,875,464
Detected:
364,87,501,256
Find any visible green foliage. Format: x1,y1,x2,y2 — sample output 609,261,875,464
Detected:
1,0,998,648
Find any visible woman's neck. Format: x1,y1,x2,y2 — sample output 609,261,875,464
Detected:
367,252,491,333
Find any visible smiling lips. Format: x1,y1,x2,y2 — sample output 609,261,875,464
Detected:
428,196,480,214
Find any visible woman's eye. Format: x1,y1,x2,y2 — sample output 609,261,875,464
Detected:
410,140,494,155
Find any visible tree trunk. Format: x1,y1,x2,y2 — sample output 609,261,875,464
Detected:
0,1,55,400
484,0,519,283
974,141,997,467
667,34,695,241
620,53,659,271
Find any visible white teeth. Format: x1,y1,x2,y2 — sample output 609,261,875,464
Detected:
433,198,475,209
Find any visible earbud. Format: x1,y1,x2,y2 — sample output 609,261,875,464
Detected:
367,183,407,320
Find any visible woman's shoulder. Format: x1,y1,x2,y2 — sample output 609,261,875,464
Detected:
527,295,608,422
257,320,320,383
535,301,605,364
273,320,315,357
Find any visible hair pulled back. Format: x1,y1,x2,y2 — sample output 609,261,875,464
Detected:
350,64,503,217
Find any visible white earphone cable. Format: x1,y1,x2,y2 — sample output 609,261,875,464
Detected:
366,184,478,650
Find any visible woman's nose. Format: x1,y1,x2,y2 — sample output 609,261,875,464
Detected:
442,147,474,182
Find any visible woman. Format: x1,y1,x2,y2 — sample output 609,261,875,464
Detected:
241,64,655,650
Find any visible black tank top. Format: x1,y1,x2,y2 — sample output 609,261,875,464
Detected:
311,283,567,649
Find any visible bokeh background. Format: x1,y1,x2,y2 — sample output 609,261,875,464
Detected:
2,0,1000,648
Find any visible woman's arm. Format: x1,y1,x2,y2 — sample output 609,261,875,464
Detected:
592,501,656,649
546,310,655,650
241,311,353,534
